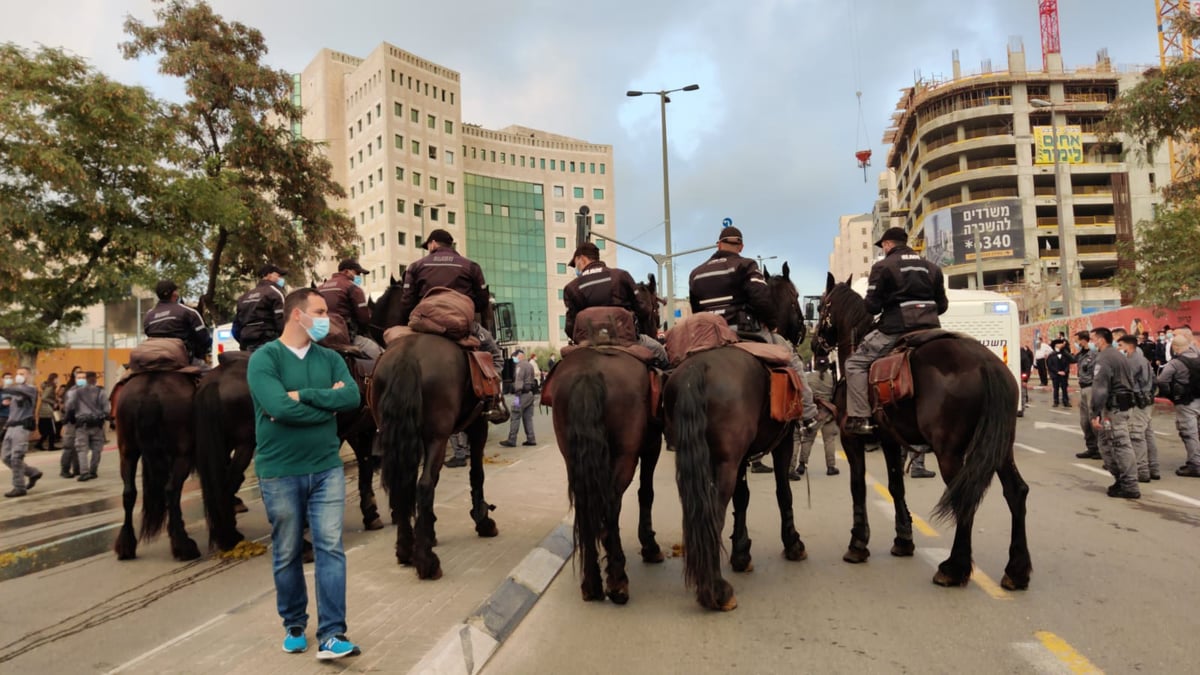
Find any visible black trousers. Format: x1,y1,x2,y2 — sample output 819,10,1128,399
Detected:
1035,359,1049,385
1051,374,1070,405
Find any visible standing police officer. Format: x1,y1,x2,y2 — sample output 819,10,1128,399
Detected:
143,280,212,367
1118,334,1159,482
1073,331,1102,460
234,264,288,352
1,367,43,498
564,241,668,367
1156,329,1200,477
1090,328,1139,499
318,259,382,360
844,227,948,435
65,371,110,482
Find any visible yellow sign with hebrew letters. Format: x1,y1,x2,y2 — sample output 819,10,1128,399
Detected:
1034,125,1083,164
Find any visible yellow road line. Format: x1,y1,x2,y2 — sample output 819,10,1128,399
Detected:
870,481,940,538
1035,631,1104,673
970,565,1011,600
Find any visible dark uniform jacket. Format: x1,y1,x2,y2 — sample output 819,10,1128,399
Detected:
688,250,774,330
563,261,638,338
318,274,370,336
396,248,489,325
1127,348,1154,405
233,280,286,350
143,301,211,360
1047,349,1074,376
863,244,948,335
1091,346,1135,418
1076,348,1098,387
1156,345,1200,403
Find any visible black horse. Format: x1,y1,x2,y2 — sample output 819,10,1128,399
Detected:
665,263,807,611
193,350,382,553
548,274,665,604
368,283,499,580
815,273,1031,590
113,372,202,561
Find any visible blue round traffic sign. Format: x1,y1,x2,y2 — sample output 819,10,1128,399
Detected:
722,217,732,228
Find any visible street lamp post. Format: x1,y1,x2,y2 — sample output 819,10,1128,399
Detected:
418,198,446,242
626,83,699,327
1031,98,1075,317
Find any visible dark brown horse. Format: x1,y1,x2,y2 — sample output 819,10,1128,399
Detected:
665,263,806,611
193,348,382,553
113,372,202,561
368,283,498,580
549,274,665,604
814,274,1031,589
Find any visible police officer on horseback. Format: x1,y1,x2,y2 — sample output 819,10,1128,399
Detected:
318,259,383,360
844,227,948,435
396,228,507,422
233,264,287,352
564,242,669,368
143,280,212,367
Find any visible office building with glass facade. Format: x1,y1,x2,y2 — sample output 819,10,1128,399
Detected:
298,43,614,347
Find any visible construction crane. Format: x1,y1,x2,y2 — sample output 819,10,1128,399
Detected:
1038,0,1061,70
1156,0,1200,183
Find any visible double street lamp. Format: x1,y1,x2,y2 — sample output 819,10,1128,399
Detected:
417,198,446,243
626,83,700,327
1030,98,1076,317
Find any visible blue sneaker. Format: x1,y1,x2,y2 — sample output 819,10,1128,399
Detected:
317,634,361,660
282,626,307,654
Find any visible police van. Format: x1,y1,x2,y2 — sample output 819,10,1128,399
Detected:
850,279,1023,415
212,323,239,362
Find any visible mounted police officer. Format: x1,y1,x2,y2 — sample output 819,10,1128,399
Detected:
564,241,668,368
1091,327,1139,498
844,227,948,436
143,280,212,367
233,264,288,352
397,228,507,422
318,259,382,359
689,226,817,472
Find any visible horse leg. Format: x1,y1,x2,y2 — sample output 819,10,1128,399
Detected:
114,446,140,560
352,429,384,530
411,440,444,580
467,421,498,537
636,428,664,563
603,451,637,605
997,459,1032,590
228,443,254,515
934,510,976,587
842,435,872,563
772,435,807,561
730,461,753,573
165,450,202,561
881,440,915,557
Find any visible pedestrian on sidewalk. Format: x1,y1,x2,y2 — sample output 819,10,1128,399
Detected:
1035,338,1052,386
247,288,363,660
1156,329,1200,477
1047,341,1073,408
2,367,44,498
65,371,110,482
1073,332,1102,460
499,350,537,447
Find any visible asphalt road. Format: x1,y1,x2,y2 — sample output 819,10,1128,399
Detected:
485,386,1200,674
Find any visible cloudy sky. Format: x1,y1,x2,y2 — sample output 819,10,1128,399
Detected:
1,0,1159,296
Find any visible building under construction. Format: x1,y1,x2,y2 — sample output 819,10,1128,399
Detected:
877,42,1169,320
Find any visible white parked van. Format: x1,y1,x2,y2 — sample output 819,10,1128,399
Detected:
212,323,239,362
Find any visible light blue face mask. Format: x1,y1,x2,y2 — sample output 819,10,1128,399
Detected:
75,378,87,388
353,275,364,286
304,313,330,341
276,278,285,288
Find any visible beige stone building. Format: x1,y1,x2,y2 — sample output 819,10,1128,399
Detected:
297,43,615,347
828,213,876,283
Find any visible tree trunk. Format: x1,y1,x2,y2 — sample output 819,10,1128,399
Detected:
17,349,38,370
200,225,230,326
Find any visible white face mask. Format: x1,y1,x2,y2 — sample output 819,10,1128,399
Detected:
2,377,11,387
14,375,26,385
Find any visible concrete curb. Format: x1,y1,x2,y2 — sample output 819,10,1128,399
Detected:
408,520,573,675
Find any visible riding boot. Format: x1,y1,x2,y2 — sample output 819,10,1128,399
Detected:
484,394,510,425
474,322,504,370
909,451,936,478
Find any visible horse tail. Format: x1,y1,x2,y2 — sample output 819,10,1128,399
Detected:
136,383,170,540
566,371,612,562
673,365,722,594
934,358,1015,524
378,355,423,518
193,378,237,551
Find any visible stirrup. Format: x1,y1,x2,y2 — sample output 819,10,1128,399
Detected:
485,396,510,425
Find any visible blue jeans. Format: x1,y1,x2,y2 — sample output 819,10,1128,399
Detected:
259,466,348,642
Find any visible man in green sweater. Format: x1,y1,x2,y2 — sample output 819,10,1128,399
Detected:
247,288,362,660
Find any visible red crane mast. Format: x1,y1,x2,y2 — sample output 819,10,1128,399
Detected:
1038,0,1061,70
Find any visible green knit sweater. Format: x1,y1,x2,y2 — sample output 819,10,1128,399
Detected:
247,340,360,478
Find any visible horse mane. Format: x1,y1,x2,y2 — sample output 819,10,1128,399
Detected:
829,283,874,336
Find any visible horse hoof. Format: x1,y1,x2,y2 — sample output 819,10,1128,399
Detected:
718,595,738,612
843,548,870,564
116,550,137,561
1001,573,1029,591
233,502,249,514
784,545,808,562
173,540,202,561
891,540,916,557
731,557,753,573
365,518,384,531
581,584,604,602
607,588,630,605
476,519,499,538
932,570,969,587
641,547,665,564
421,567,443,581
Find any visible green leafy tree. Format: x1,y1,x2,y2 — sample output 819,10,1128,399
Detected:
1105,12,1200,309
122,0,356,324
0,44,197,366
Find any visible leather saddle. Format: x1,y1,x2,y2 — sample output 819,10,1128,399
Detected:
869,328,959,410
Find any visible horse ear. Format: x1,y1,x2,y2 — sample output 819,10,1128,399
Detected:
309,281,317,290
390,274,397,285
648,273,657,294
845,274,853,286
825,272,836,292
762,266,770,279
782,262,790,280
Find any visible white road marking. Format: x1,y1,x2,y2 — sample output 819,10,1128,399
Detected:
1155,490,1200,508
1073,463,1112,477
1034,421,1084,437
105,613,231,674
1011,641,1075,674
1014,443,1046,455
1048,409,1072,417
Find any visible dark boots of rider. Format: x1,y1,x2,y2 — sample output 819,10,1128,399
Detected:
479,337,510,424
845,416,875,435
